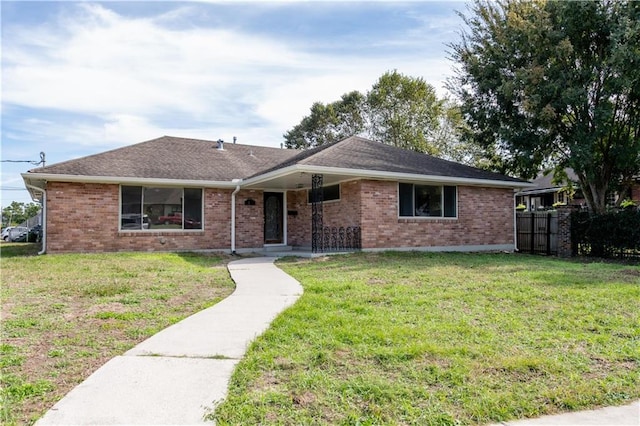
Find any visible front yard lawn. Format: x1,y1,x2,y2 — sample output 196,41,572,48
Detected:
214,252,640,425
0,244,235,425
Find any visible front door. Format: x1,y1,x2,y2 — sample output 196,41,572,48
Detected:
264,192,284,244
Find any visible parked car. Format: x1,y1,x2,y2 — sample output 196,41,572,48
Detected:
121,214,150,230
11,225,42,243
157,212,183,225
2,226,28,242
156,212,201,228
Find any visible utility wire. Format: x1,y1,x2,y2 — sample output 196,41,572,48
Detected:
1,152,46,167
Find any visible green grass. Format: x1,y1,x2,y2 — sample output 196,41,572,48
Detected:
214,252,640,425
0,243,236,425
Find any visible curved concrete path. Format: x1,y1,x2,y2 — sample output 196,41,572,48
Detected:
36,257,303,425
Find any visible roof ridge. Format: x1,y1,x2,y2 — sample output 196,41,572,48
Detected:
161,135,291,152
245,136,360,178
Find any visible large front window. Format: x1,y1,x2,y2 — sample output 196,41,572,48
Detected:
120,186,203,230
399,183,457,218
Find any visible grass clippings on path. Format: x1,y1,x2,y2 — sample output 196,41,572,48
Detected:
0,243,235,425
214,252,640,425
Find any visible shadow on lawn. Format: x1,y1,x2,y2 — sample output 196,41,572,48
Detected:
279,251,640,287
0,242,41,258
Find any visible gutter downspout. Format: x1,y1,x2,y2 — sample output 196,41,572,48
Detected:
231,181,241,254
26,184,46,255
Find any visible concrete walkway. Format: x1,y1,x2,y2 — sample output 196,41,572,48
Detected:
36,257,303,425
35,256,639,425
493,400,639,425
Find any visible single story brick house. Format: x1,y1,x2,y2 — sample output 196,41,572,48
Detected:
22,135,531,254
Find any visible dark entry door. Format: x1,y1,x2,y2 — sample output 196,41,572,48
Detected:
264,192,284,244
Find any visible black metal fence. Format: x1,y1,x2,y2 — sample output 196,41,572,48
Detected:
571,209,640,261
516,211,558,255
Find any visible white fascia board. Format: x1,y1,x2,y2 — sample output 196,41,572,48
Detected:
243,165,534,189
21,172,237,189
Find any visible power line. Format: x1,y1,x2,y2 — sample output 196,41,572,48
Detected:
1,152,46,167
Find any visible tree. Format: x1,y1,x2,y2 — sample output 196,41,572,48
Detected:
449,0,640,213
431,99,489,167
285,71,473,159
366,70,443,154
284,91,365,150
1,201,41,227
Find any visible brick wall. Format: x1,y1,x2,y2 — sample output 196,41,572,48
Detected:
359,180,514,249
285,181,363,248
235,189,263,248
631,183,640,203
286,190,308,247
284,179,513,250
45,182,235,253
556,205,577,258
45,180,516,253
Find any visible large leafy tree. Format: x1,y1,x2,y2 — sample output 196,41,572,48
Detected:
285,71,479,159
366,70,443,154
283,91,365,150
449,0,640,213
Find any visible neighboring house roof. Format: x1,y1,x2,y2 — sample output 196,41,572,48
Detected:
23,135,530,200
516,168,579,196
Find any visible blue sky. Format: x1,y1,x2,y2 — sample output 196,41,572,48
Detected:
1,0,465,206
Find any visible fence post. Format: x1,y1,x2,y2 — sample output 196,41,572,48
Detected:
530,212,535,254
556,205,577,258
546,212,552,256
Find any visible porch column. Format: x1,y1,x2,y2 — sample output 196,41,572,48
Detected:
311,174,324,253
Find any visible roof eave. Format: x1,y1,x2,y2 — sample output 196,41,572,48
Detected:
21,172,238,191
243,165,533,189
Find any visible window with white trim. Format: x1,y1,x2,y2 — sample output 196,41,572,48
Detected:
399,183,457,218
120,186,203,230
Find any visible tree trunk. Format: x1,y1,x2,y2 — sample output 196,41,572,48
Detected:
578,173,608,214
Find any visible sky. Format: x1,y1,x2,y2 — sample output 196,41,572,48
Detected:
1,0,467,206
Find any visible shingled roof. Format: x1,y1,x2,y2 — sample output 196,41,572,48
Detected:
250,136,525,184
25,135,528,188
28,136,298,181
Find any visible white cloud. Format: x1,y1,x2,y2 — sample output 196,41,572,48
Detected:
2,2,457,152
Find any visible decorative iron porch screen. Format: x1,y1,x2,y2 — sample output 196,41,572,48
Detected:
399,183,457,217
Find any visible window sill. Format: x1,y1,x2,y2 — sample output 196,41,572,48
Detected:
118,230,205,237
398,217,458,223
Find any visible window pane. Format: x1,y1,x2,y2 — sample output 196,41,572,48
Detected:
145,187,183,229
444,186,457,217
399,183,414,216
415,185,442,217
184,188,203,229
121,186,144,230
323,184,340,201
308,184,340,203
